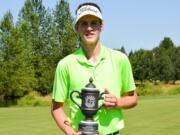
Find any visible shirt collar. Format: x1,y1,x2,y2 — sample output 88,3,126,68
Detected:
74,44,107,66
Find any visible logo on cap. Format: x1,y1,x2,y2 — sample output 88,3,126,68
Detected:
78,6,98,16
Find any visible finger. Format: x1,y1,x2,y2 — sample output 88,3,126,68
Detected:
72,131,80,135
104,96,117,103
104,97,117,108
104,101,116,105
104,98,116,103
105,94,115,99
76,131,82,135
103,101,116,107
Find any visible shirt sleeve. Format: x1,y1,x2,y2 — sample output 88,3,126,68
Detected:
52,61,69,102
121,56,136,93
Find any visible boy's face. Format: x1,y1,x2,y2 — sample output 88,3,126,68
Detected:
76,15,103,46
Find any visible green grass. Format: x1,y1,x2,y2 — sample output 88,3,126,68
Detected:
0,95,180,135
122,95,180,135
0,107,61,135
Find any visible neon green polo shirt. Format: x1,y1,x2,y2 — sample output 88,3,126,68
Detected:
52,44,136,135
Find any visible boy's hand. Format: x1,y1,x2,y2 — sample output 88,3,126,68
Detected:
103,89,118,109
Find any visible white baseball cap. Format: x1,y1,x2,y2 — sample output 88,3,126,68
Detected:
75,4,103,26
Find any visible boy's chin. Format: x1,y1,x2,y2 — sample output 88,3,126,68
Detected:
84,39,97,46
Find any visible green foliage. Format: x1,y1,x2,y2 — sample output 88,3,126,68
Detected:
174,46,180,80
0,0,77,100
130,49,152,82
159,37,174,49
0,12,34,97
169,87,180,95
18,0,52,94
152,39,175,82
128,37,179,83
53,0,77,58
136,81,180,96
136,82,164,96
17,91,51,106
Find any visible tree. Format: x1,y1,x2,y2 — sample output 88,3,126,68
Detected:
151,42,175,83
159,37,174,49
18,0,53,94
0,12,14,97
115,46,127,55
53,0,77,58
0,12,34,98
16,0,77,94
128,50,134,58
159,37,175,82
130,49,152,83
120,46,126,55
174,46,180,80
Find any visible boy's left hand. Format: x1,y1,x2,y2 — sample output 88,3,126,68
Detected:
103,89,118,109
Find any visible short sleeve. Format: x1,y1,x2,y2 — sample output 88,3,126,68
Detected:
52,61,69,102
121,56,136,93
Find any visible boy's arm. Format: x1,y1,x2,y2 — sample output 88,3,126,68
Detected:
103,90,138,109
51,100,81,135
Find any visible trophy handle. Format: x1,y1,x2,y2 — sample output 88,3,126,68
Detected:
98,92,105,110
70,90,81,109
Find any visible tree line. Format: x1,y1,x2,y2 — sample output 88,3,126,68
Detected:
118,37,180,84
0,0,179,101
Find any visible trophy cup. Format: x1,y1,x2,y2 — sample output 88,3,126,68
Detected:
70,78,105,135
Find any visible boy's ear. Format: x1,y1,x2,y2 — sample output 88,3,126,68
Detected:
100,22,104,32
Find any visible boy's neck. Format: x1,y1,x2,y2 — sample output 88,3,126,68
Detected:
82,41,101,66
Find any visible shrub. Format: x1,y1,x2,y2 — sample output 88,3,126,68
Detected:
136,81,169,96
169,87,180,95
17,91,51,106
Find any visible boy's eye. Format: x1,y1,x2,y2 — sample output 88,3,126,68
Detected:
91,21,100,26
80,21,88,26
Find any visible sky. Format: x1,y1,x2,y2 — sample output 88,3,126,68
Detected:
0,0,180,53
